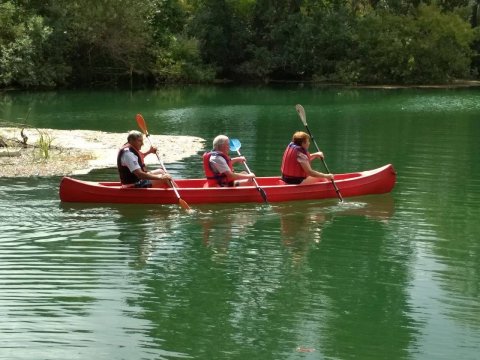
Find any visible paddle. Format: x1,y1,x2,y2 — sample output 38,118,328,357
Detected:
135,114,191,211
229,138,269,204
295,104,344,202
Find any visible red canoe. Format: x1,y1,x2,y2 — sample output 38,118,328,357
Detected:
59,164,396,204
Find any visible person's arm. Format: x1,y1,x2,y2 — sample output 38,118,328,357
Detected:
231,156,246,165
224,169,255,181
132,168,172,182
230,156,256,179
140,146,158,171
142,145,157,157
298,152,333,180
122,151,172,182
299,161,332,179
211,155,255,181
309,151,324,161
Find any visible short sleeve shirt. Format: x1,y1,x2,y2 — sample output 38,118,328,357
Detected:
121,151,141,173
209,153,230,174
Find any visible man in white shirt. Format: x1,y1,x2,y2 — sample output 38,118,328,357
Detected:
117,130,172,188
203,135,255,187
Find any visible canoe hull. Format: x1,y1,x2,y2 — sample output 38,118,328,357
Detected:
59,164,396,204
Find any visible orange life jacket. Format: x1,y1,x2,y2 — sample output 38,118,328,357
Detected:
281,143,309,179
203,151,234,187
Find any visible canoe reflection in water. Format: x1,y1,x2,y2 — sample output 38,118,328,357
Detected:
60,194,394,265
197,194,395,261
276,194,395,264
59,202,178,267
197,206,260,257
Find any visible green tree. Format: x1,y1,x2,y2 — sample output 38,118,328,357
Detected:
0,1,69,87
238,0,356,82
149,0,215,83
42,0,153,87
349,4,475,84
188,0,254,78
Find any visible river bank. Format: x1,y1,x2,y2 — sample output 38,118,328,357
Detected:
0,127,205,178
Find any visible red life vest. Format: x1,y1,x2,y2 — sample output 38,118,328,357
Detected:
117,144,146,184
281,143,309,179
203,151,234,187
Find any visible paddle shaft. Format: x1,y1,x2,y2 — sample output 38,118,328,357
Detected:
135,113,191,210
144,134,183,201
303,124,344,202
234,149,268,204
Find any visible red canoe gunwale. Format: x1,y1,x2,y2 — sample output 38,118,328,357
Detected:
59,164,396,204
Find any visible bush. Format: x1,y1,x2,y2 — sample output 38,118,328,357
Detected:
350,4,475,84
0,2,69,88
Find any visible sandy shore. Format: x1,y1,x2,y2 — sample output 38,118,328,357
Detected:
0,127,206,178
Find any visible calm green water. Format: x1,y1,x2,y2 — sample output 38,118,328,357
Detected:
1,86,479,360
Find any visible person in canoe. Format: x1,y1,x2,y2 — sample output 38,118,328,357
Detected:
203,135,256,187
117,130,172,188
281,131,334,185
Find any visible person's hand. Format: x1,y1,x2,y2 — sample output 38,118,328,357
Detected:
312,151,324,159
325,173,334,180
148,146,157,155
237,156,246,163
248,173,256,179
158,173,172,181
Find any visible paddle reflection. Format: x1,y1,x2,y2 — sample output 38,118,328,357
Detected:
197,205,260,257
275,194,395,264
196,195,395,262
59,202,178,267
113,205,176,267
274,201,333,264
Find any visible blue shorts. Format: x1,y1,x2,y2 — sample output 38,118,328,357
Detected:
134,179,152,188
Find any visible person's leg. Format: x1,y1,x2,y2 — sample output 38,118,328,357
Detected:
134,179,153,188
233,178,255,187
300,176,329,185
149,169,171,188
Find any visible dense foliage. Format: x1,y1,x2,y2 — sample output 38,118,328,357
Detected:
1,0,479,88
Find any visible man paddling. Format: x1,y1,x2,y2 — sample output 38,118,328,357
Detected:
203,134,256,187
117,130,172,188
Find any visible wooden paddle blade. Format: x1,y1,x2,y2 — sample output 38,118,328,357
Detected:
135,114,149,136
134,116,192,210
295,104,308,126
178,198,191,211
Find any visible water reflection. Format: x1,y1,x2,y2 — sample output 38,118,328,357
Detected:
196,205,264,257
59,202,184,268
278,195,395,265
195,195,395,258
187,195,397,281
145,195,401,359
